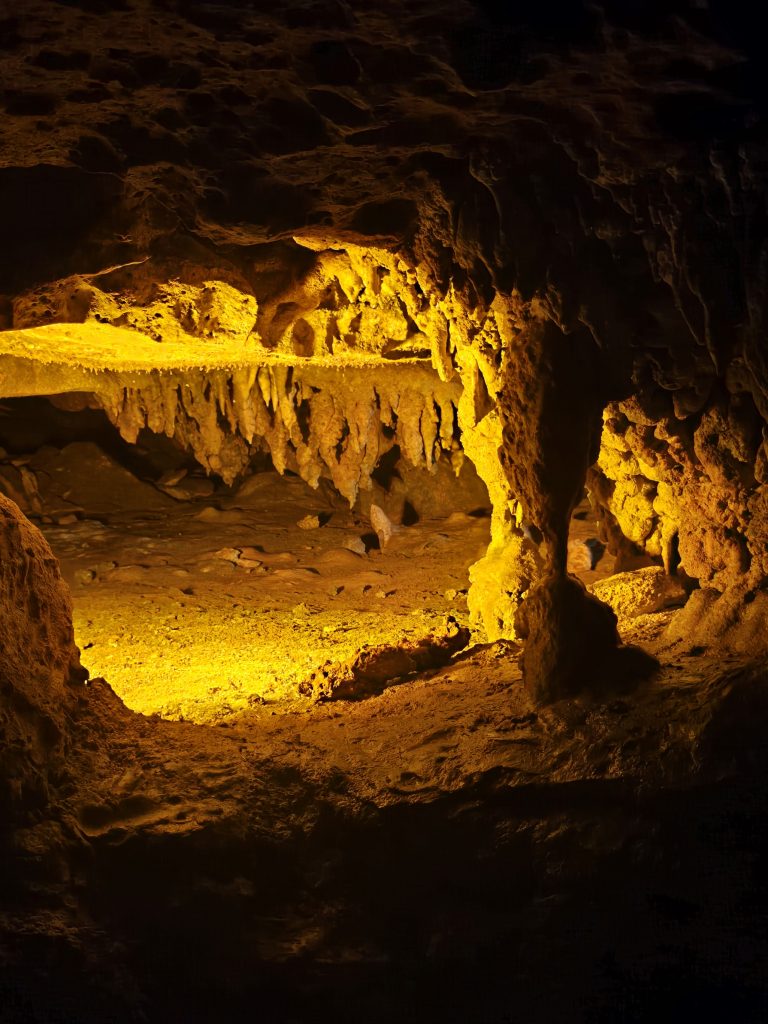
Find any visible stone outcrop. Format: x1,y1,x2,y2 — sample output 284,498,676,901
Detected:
0,494,87,819
590,566,689,620
590,387,767,594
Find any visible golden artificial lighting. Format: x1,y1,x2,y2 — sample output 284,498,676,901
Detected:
0,254,643,725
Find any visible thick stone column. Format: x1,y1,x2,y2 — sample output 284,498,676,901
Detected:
457,345,541,641
497,319,641,702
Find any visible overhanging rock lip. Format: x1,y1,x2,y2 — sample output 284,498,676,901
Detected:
0,322,437,382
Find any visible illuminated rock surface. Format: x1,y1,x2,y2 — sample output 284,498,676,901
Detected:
1,1,768,1021
591,565,689,620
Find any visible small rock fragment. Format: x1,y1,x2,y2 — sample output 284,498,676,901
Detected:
370,503,401,550
297,514,321,530
164,477,215,501
213,547,241,564
344,536,367,555
567,537,604,572
158,468,187,487
196,506,223,521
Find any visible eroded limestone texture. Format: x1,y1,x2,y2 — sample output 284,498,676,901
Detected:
298,616,471,702
590,382,768,647
1,4,768,1016
0,255,536,652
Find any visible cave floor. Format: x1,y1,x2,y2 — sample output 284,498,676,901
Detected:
25,442,614,723
9,600,766,1024
7,441,768,1023
45,466,492,721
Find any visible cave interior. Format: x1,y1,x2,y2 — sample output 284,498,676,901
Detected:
2,2,768,1022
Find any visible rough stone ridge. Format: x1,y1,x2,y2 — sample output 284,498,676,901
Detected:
0,494,87,818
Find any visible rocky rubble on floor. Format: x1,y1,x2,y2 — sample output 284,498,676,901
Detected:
298,616,471,702
30,441,175,516
0,450,37,514
590,566,690,619
0,438,186,521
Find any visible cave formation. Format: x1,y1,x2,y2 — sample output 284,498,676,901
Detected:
2,2,768,1022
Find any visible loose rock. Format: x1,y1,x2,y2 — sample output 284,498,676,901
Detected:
298,616,470,701
590,567,689,619
297,514,321,530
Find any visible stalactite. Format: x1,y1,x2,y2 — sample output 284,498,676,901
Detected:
0,252,535,647
89,363,462,497
394,390,427,468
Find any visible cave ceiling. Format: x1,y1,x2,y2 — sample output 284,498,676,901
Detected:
1,0,760,339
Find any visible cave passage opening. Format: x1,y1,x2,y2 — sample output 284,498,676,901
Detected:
0,387,621,721
0,391,501,722
0,241,647,716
